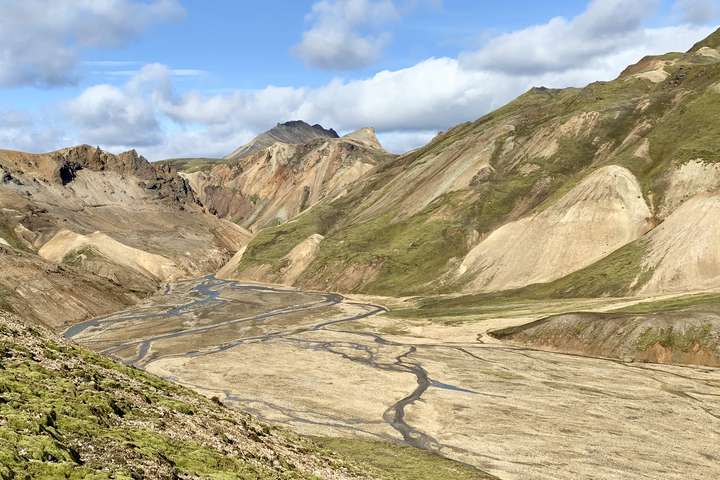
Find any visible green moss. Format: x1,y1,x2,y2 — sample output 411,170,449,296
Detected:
156,157,225,173
635,324,714,352
614,293,720,314
313,437,496,480
237,204,336,272
0,327,317,479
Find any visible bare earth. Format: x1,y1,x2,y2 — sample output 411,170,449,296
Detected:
66,277,720,480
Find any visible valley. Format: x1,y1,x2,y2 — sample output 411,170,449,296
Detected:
66,276,720,480
3,24,720,480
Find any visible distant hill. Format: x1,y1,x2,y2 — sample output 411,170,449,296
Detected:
225,120,339,161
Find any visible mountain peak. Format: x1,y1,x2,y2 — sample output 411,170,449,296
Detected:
225,120,339,160
342,127,384,150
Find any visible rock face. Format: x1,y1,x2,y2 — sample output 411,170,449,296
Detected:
187,127,391,231
0,145,252,323
457,166,653,292
225,120,339,161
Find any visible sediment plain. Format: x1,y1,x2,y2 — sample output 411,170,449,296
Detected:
66,276,720,480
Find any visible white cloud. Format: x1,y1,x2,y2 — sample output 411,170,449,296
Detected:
0,110,64,153
0,0,184,87
64,64,168,147
376,130,438,153
460,0,661,75
3,1,715,159
293,0,399,69
675,0,720,24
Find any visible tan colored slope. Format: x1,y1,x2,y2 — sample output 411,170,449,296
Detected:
216,245,247,279
0,146,252,281
641,193,720,294
226,234,324,285
351,110,601,222
660,159,720,218
281,233,324,284
187,137,387,231
39,229,183,282
459,165,653,292
342,128,384,150
0,246,139,328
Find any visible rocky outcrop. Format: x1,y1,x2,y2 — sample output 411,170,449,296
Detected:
188,132,390,231
0,146,253,321
225,120,339,161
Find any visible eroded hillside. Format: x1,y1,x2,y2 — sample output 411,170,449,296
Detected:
227,29,720,297
0,145,251,322
181,123,392,232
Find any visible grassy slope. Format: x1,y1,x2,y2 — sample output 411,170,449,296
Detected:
314,437,496,480
0,314,488,479
612,292,720,314
155,157,226,173
0,315,327,479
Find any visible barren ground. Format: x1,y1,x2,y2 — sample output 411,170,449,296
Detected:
66,277,720,480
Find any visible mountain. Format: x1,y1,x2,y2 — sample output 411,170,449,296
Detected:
225,28,720,297
225,120,340,161
182,126,392,232
0,145,250,325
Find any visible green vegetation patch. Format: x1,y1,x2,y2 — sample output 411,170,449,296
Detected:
614,293,720,314
0,318,325,479
313,437,496,480
156,157,225,173
394,239,654,319
635,323,715,352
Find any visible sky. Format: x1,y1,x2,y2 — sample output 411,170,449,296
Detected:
0,0,718,159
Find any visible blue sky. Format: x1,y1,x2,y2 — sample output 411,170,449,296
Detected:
0,0,718,158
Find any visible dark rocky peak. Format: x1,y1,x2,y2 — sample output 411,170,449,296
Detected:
225,120,340,160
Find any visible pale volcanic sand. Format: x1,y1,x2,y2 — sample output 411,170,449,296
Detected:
459,165,653,292
39,229,182,281
73,279,720,480
147,339,413,441
642,193,720,294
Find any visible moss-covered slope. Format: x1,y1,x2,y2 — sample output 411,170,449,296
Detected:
0,313,367,480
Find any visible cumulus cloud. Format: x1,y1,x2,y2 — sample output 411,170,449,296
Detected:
0,110,64,153
460,0,661,74
293,0,399,69
64,64,169,147
675,0,720,24
4,1,715,158
0,0,184,87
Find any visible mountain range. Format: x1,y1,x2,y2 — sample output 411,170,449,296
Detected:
3,27,720,480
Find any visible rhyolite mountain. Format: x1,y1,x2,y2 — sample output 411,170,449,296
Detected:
3,26,720,480
224,28,720,298
178,124,391,232
0,145,251,326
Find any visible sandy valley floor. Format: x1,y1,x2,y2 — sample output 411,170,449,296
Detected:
66,276,720,480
